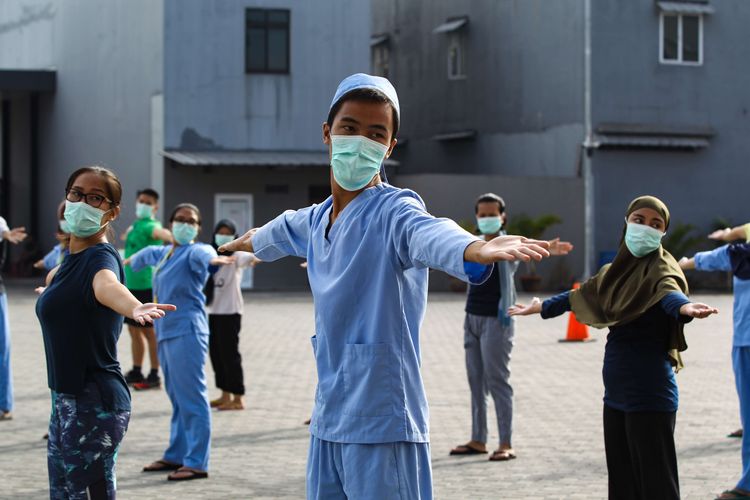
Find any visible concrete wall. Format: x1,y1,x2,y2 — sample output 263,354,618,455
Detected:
0,0,164,250
395,173,585,291
164,0,370,151
164,163,331,290
591,1,750,259
373,0,584,178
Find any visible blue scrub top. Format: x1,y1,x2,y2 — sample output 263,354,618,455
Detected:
130,243,217,341
253,184,491,444
695,245,750,346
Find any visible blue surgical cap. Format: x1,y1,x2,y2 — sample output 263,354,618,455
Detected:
329,73,400,122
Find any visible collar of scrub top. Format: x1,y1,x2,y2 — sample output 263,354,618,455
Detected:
329,73,400,185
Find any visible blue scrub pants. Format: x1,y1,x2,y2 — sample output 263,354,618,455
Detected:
734,347,750,490
0,293,13,412
306,436,432,500
159,333,211,471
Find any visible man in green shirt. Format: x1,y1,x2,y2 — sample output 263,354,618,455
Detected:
123,188,172,389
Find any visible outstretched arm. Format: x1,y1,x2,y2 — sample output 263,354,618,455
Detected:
93,269,176,325
709,225,749,242
464,236,551,264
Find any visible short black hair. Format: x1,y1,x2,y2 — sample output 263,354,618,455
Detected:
475,193,506,214
327,88,399,140
137,188,159,201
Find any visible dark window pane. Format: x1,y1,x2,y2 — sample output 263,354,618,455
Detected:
268,10,289,24
682,15,700,62
246,28,266,71
267,28,289,71
247,9,265,25
663,15,678,60
309,185,330,205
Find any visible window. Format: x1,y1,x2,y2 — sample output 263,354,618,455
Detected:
372,44,390,78
447,34,466,79
660,13,702,65
246,9,290,73
308,185,330,205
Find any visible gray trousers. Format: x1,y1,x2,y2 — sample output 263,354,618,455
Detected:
464,313,514,445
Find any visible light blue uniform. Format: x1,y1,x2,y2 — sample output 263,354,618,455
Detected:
42,244,67,271
130,242,217,471
0,216,12,413
695,245,750,490
253,183,490,499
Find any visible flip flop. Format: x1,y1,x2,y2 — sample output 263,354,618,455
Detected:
449,445,488,456
716,489,750,499
143,460,182,472
0,411,12,421
489,450,517,462
167,467,208,481
729,429,744,438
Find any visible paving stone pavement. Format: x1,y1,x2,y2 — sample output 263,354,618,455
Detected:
0,285,741,499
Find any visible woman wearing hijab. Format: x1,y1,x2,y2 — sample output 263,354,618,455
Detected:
680,244,750,500
206,219,259,411
509,195,718,500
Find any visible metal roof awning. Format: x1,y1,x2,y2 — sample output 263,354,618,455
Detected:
657,2,715,14
0,69,56,92
161,150,399,167
370,34,390,46
431,130,477,142
594,122,713,151
433,16,468,34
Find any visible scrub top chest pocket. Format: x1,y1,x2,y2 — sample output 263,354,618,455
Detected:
342,343,397,417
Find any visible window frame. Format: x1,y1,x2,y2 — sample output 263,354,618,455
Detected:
659,12,703,66
372,43,390,78
447,33,466,80
245,8,291,74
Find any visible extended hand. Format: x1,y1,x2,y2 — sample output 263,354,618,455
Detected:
549,238,574,256
211,255,237,266
471,236,550,264
679,302,718,319
218,228,257,253
4,227,27,244
132,303,177,326
707,228,730,241
507,297,543,316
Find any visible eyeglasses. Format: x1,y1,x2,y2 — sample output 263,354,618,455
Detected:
173,217,199,226
66,188,113,208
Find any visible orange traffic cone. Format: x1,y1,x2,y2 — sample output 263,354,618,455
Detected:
559,283,595,343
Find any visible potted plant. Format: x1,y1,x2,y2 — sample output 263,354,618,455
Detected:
505,214,562,292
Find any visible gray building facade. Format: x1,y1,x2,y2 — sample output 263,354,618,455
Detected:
0,0,370,288
373,0,750,288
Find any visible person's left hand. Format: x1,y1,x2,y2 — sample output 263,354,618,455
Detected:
474,235,550,264
211,255,237,266
679,302,718,319
4,227,27,244
132,303,177,326
34,286,46,295
549,238,574,256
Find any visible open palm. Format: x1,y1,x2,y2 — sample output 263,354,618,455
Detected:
477,236,550,264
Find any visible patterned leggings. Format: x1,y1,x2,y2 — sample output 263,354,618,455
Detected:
48,383,130,500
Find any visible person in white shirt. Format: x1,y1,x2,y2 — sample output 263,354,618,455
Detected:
206,219,259,411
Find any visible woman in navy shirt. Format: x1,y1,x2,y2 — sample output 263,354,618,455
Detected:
37,166,175,499
509,196,718,500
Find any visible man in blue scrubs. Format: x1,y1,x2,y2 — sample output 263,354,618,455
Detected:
220,73,551,499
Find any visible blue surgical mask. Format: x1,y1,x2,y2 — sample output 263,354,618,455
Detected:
477,216,503,235
624,222,664,258
172,222,198,245
215,234,235,247
135,202,153,220
59,219,71,234
64,201,110,238
330,135,389,192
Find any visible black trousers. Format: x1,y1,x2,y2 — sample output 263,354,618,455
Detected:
603,405,679,500
208,314,245,395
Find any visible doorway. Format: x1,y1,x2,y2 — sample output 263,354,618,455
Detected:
214,194,254,289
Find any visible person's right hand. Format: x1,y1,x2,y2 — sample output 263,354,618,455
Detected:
708,228,731,241
132,303,177,326
34,286,46,295
4,227,27,244
218,228,258,253
507,297,543,316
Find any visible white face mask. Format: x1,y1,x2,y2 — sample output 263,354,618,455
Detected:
64,201,110,238
330,135,389,191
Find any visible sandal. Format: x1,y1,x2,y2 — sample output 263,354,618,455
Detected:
716,489,750,499
217,400,245,411
210,398,229,408
729,429,744,438
449,444,488,456
489,449,517,462
143,460,182,472
0,411,12,421
167,467,208,481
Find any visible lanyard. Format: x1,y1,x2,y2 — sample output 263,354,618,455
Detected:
152,245,175,303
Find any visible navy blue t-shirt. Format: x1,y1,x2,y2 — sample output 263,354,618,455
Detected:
542,290,690,412
465,262,501,317
36,243,131,411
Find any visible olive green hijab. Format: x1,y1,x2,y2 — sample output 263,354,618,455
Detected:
569,196,689,369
